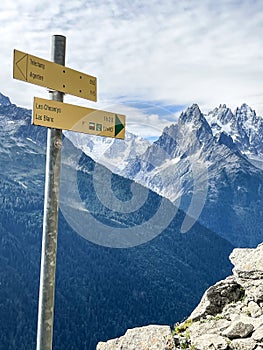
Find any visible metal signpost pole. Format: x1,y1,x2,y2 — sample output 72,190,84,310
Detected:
36,35,66,350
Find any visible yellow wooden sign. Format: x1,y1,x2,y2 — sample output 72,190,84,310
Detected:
13,49,97,102
32,97,125,139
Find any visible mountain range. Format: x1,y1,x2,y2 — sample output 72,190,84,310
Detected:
0,91,262,349
66,102,263,247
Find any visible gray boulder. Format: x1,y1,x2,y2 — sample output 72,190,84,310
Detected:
222,321,254,339
229,338,257,350
252,324,263,341
96,325,175,350
192,333,228,350
230,244,263,302
190,276,243,320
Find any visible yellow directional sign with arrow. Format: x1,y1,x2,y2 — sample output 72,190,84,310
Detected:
13,49,97,101
33,97,125,139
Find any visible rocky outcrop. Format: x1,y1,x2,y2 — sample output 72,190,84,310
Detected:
230,243,263,303
189,276,243,321
96,325,175,350
96,244,263,350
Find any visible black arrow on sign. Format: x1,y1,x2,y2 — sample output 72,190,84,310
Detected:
16,53,28,81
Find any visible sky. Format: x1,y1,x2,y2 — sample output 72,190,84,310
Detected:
2,0,263,139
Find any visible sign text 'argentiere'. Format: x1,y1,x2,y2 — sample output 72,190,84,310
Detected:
13,49,97,101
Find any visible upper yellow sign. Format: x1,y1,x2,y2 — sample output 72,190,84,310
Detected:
13,49,97,102
32,97,125,139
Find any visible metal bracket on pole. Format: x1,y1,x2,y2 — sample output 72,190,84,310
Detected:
36,35,66,350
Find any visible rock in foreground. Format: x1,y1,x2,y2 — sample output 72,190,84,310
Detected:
97,244,263,350
96,325,175,350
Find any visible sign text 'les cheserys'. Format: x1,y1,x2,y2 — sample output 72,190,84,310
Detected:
33,97,125,139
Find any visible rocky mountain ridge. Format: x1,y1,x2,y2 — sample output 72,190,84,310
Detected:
122,104,263,247
207,103,263,161
97,243,263,350
64,101,263,247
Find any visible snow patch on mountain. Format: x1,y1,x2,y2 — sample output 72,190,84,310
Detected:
63,130,150,174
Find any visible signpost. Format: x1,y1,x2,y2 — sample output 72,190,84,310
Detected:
13,49,97,101
33,97,125,139
13,36,126,350
35,35,65,350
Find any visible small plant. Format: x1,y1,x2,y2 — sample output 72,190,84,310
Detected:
173,319,194,349
180,341,188,349
179,335,192,349
173,319,193,334
211,314,225,321
239,287,246,301
199,317,207,324
184,330,191,340
245,310,251,316
226,338,231,346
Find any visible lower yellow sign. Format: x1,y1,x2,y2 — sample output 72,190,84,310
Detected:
32,97,125,139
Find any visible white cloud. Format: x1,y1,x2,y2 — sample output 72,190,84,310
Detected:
2,0,263,138
86,100,174,139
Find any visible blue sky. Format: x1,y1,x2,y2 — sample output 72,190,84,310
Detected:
2,0,263,138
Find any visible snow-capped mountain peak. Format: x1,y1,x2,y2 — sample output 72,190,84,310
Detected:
179,103,201,123
179,103,210,131
206,103,263,160
177,104,213,149
207,104,235,126
236,103,256,123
